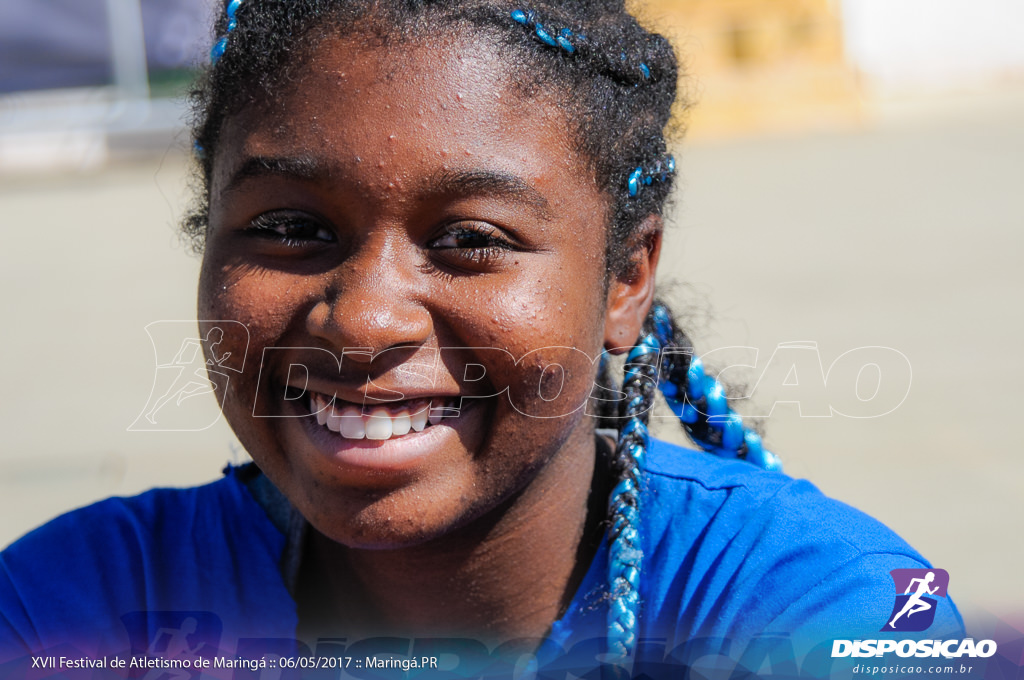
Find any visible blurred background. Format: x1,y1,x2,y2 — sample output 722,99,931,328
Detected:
1,0,1021,638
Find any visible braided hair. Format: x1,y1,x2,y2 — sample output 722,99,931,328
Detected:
187,0,780,664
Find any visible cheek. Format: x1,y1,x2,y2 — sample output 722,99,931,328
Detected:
454,285,605,422
198,254,315,343
198,258,313,413
495,347,598,420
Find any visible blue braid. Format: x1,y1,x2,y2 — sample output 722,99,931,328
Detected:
650,304,783,472
511,9,583,55
210,0,244,64
627,155,675,198
606,333,658,661
510,8,673,201
510,8,656,83
604,306,783,665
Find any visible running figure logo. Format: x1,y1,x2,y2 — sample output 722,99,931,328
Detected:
129,320,249,431
883,568,950,632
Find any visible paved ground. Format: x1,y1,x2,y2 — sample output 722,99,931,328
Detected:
1,90,1020,627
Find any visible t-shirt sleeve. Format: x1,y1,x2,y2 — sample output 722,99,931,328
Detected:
721,479,965,646
0,470,296,664
640,449,965,656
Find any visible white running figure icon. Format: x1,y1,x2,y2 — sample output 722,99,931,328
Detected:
142,617,202,680
888,571,939,629
144,327,231,424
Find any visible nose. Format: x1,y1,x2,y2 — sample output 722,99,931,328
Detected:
305,236,433,361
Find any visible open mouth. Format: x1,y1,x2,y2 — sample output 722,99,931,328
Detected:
304,390,461,441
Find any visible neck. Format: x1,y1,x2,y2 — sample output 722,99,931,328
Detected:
298,427,609,644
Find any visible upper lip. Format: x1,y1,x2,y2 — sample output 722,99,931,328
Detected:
288,378,462,406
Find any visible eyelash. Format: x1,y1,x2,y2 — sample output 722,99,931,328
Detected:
242,214,516,269
427,223,516,266
246,212,335,247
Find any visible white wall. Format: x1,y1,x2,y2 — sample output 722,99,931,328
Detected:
841,0,1024,91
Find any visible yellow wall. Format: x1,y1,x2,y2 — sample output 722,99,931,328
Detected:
637,0,861,138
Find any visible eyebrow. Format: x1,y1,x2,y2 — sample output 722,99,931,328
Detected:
429,168,553,220
222,154,330,195
222,155,553,219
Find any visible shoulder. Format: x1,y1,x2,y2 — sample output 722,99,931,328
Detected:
637,438,963,647
0,466,293,660
641,438,913,557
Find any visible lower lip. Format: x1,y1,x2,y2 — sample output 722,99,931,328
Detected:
290,398,481,473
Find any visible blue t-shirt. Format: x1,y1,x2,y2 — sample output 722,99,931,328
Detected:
0,439,963,677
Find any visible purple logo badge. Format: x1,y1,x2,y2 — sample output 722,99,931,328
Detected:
882,568,949,632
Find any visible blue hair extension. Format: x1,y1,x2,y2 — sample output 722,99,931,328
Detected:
607,333,659,661
650,303,783,471
603,307,782,663
510,8,584,56
627,155,675,198
210,0,244,64
512,8,585,55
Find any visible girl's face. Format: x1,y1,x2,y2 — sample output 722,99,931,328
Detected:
198,34,654,548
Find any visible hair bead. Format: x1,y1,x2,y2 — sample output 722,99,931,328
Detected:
627,334,659,359
620,419,649,445
534,24,557,47
210,0,244,64
744,430,764,459
685,356,705,400
210,37,228,63
679,402,699,424
628,444,645,469
510,8,580,55
703,376,728,417
720,413,745,451
622,565,640,589
626,394,647,415
627,167,642,197
626,155,675,198
652,305,673,342
745,430,782,471
557,29,576,53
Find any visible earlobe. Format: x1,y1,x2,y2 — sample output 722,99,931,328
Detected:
603,216,663,354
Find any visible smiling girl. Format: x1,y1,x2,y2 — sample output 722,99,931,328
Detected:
0,0,962,675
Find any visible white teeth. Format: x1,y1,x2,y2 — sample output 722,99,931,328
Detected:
324,404,344,433
365,409,393,440
338,407,365,439
313,394,330,426
391,411,411,436
308,393,458,438
428,405,443,426
410,407,428,432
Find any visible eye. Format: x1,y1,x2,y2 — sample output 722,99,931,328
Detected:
246,211,335,248
427,222,516,270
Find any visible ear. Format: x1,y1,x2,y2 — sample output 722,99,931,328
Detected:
603,216,663,354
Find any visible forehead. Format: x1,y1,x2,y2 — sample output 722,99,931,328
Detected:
213,33,598,208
